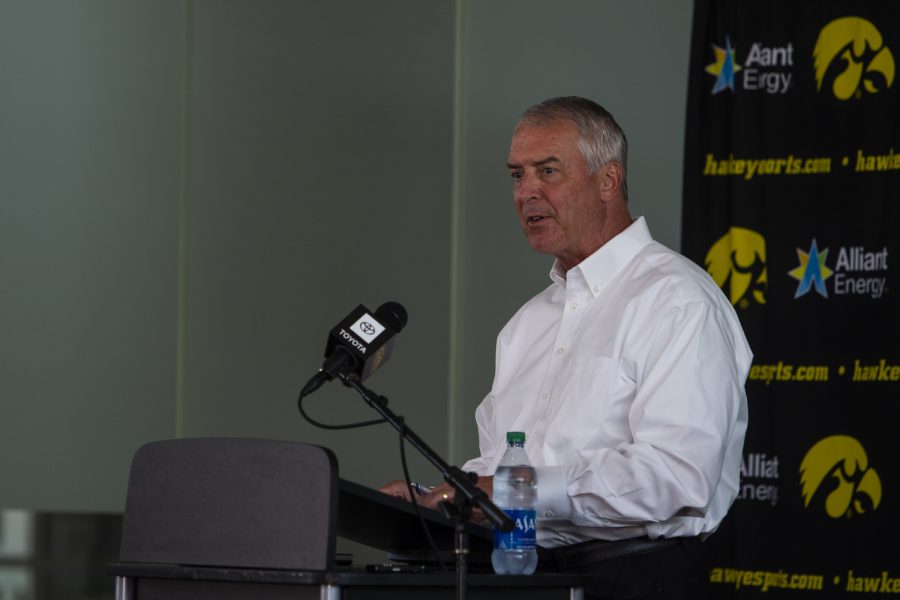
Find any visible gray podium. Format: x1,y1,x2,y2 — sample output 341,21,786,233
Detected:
109,438,587,599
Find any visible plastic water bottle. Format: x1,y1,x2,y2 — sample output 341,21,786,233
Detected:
491,431,538,575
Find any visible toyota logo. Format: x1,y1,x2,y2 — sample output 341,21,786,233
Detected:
360,321,377,336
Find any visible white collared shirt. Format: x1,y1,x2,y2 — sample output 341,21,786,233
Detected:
462,217,751,547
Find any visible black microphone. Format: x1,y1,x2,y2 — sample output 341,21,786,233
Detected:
300,301,408,398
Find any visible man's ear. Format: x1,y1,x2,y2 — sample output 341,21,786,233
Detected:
597,161,624,201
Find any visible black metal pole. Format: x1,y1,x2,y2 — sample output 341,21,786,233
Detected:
338,373,513,600
453,493,472,600
339,373,513,533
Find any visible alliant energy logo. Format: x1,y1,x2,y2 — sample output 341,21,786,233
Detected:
814,17,895,101
788,239,832,298
738,452,779,506
800,435,882,518
705,36,741,93
704,227,767,308
706,36,794,94
789,239,889,299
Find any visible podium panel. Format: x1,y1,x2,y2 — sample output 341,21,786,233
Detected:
110,563,585,600
131,579,323,600
111,438,588,599
338,478,492,564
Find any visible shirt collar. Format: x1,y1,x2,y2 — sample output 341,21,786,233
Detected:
549,216,654,297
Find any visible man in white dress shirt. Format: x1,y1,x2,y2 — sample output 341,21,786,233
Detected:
383,97,751,599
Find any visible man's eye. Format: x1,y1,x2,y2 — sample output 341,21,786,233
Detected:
543,167,556,175
510,171,523,180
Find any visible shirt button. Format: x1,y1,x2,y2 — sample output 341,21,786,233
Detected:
556,347,565,354
593,286,600,293
541,392,549,399
544,510,554,518
570,302,579,310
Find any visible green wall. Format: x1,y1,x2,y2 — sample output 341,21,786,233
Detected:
1,0,454,513
180,0,454,491
0,2,183,511
0,0,694,522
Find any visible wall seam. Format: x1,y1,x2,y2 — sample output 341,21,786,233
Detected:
175,0,192,439
447,0,466,464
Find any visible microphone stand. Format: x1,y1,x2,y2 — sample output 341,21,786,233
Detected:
338,372,513,600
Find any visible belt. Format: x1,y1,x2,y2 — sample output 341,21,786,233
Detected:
538,536,695,572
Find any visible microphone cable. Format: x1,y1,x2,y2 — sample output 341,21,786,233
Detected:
398,421,447,571
297,379,387,430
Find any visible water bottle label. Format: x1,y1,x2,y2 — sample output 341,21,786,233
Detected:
493,508,536,550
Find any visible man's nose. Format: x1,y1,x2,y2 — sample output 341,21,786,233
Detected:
516,172,541,202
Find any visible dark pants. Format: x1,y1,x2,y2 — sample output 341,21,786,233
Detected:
539,537,708,600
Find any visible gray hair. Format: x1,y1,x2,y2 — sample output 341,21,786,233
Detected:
519,96,628,197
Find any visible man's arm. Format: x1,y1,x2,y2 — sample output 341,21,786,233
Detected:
536,299,750,529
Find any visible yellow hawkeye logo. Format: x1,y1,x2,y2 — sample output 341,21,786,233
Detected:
800,435,882,519
814,17,895,100
704,227,767,308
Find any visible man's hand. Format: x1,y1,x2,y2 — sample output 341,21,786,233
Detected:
378,480,416,502
379,477,494,514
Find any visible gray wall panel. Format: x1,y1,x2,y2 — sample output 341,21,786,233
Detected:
183,0,454,491
0,1,183,511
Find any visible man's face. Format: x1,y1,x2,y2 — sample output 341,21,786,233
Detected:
507,120,606,270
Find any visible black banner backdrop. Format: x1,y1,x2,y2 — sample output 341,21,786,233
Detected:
682,0,899,597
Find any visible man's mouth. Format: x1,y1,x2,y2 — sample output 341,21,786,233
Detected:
527,215,546,223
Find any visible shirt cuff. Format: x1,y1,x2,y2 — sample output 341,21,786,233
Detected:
534,466,569,520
